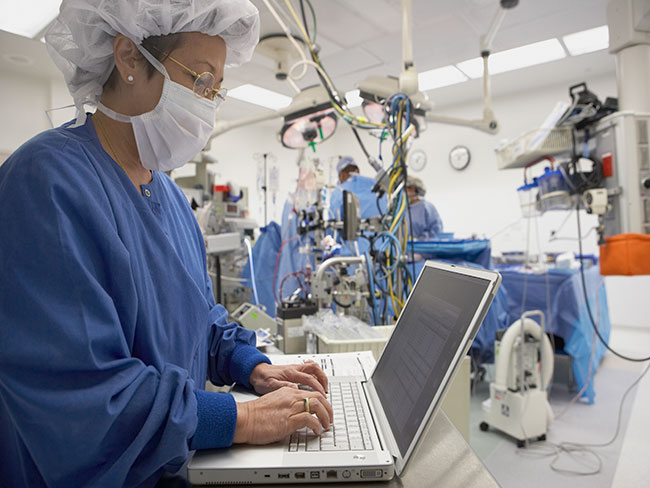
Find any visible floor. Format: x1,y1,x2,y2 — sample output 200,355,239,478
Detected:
468,324,650,488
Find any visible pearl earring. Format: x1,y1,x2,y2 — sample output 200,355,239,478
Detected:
127,75,134,82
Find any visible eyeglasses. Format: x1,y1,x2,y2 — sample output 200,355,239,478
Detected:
150,47,227,102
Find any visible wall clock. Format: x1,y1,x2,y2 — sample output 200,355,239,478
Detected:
449,145,471,171
408,149,427,172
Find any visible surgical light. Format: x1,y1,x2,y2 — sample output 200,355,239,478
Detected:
456,39,566,79
562,26,609,56
280,107,337,149
228,84,292,110
361,100,385,125
278,86,338,149
0,1,62,38
357,76,431,119
418,65,468,91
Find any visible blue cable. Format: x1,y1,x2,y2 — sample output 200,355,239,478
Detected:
375,232,401,263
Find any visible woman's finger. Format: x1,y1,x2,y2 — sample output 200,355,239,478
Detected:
304,390,334,422
286,371,326,396
298,362,329,392
305,397,332,429
289,412,322,436
290,396,311,415
268,381,298,394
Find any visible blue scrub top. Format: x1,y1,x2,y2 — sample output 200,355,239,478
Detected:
406,199,443,239
0,117,269,487
329,174,386,220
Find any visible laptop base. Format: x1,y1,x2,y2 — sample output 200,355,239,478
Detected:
188,463,394,485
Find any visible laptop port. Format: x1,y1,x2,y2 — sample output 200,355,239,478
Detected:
295,472,306,479
360,469,383,479
326,470,338,479
278,473,290,479
310,471,320,479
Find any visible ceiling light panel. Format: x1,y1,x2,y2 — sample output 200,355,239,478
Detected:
228,84,292,110
0,1,62,38
418,65,468,91
456,39,567,79
562,25,609,56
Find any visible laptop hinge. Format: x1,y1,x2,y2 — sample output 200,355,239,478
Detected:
362,380,400,459
360,380,384,452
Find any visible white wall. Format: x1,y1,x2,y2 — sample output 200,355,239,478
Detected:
0,71,52,155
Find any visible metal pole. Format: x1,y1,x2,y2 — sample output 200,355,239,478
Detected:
263,153,268,227
401,0,414,69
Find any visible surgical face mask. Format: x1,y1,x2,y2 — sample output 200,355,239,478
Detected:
97,45,218,172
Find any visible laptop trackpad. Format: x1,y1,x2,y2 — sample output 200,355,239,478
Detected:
191,442,285,470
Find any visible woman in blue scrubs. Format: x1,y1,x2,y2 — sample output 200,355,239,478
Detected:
405,176,444,239
0,1,331,486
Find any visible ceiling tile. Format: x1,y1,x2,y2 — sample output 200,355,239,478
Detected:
412,14,481,70
319,46,384,78
332,0,402,33
302,1,392,48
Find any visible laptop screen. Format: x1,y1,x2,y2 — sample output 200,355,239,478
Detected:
371,264,492,457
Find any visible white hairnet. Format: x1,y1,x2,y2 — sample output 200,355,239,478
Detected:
336,156,358,174
407,175,426,196
45,0,259,124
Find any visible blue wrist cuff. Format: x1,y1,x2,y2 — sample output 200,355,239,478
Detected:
230,344,271,389
190,389,237,450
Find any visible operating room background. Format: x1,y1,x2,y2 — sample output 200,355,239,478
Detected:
0,41,647,330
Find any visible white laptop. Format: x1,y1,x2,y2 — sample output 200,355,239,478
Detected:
188,261,501,485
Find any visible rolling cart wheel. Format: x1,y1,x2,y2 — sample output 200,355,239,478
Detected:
479,422,489,432
516,439,526,448
537,434,546,441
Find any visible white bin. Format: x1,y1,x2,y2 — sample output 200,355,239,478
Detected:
315,326,395,360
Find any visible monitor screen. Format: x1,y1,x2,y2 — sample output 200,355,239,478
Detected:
372,265,492,456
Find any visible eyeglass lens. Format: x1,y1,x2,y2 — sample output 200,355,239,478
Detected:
194,72,217,100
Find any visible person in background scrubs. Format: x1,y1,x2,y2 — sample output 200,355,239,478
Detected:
0,1,331,487
406,175,444,239
330,156,386,221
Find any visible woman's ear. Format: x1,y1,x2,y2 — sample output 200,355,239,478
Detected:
112,34,146,85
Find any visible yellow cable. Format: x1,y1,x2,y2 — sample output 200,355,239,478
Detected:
388,166,402,194
386,265,404,314
389,192,407,233
283,0,386,130
284,0,313,49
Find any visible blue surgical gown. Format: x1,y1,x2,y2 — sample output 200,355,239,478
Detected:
0,117,269,487
329,174,387,256
406,200,443,239
275,200,313,304
329,174,386,221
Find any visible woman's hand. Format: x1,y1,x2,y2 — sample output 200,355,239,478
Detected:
233,387,334,445
249,361,328,396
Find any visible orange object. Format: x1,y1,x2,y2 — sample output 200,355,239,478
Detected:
600,233,650,276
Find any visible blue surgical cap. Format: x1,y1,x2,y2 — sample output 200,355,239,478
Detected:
336,156,358,174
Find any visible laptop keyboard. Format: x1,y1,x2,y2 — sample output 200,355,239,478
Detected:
288,382,374,452
269,354,372,378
